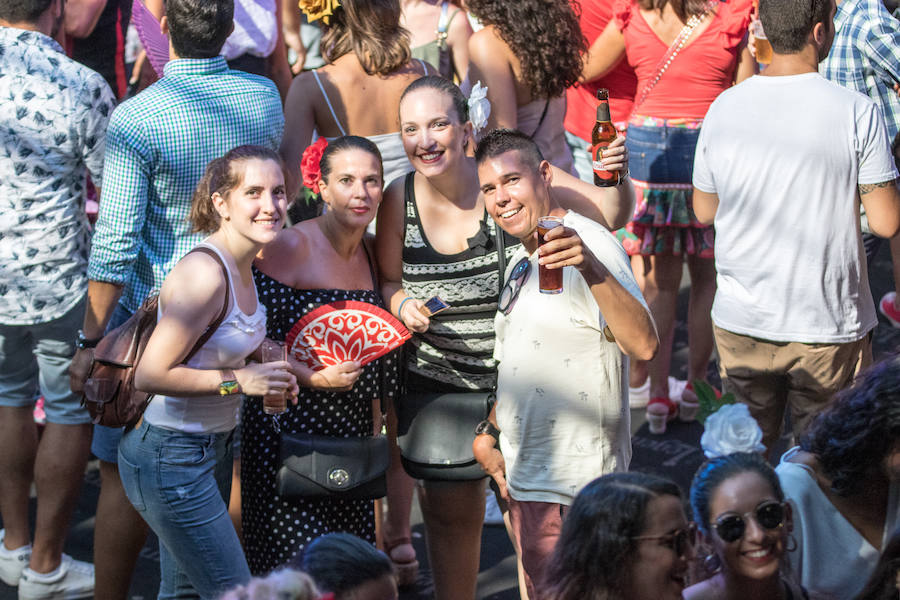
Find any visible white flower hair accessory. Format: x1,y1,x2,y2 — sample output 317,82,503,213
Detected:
467,81,491,134
700,403,766,459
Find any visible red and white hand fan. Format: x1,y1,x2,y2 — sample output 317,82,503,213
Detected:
284,301,411,371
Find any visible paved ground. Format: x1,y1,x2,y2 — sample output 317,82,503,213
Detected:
1,242,897,600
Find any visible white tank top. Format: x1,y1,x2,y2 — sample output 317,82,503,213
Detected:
143,242,267,433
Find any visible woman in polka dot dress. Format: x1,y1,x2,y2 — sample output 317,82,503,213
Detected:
242,136,397,573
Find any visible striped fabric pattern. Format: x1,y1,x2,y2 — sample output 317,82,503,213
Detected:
400,173,519,392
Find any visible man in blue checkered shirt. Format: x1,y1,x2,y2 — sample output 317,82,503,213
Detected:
820,0,900,323
820,0,900,144
68,0,283,596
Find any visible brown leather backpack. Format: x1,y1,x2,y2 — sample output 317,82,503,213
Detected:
81,247,230,427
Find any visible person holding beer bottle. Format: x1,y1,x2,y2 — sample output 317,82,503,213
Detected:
581,0,756,434
475,129,657,599
375,75,633,600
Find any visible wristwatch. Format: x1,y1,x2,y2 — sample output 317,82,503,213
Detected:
474,419,500,442
218,369,241,396
75,330,102,350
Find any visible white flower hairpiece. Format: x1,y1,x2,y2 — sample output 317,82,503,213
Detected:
467,81,491,134
700,403,766,459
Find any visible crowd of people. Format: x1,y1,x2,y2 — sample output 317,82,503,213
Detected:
2,0,900,599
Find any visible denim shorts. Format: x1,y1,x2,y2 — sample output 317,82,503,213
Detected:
0,296,90,425
119,420,249,599
625,123,701,184
564,130,594,184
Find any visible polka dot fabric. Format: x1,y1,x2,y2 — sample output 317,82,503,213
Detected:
242,268,398,574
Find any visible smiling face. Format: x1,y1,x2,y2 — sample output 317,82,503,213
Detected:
479,149,553,250
319,148,383,229
708,471,790,582
622,494,691,600
213,157,287,245
399,87,472,177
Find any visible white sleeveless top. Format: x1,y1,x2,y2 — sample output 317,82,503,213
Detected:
311,68,419,189
143,242,267,434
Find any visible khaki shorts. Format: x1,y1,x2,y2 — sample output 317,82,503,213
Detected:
713,325,871,455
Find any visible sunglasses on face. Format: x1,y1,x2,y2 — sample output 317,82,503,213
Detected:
498,257,531,316
713,500,786,543
633,523,697,558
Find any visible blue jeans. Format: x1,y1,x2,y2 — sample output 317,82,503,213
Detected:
118,420,249,599
625,123,700,184
564,130,594,184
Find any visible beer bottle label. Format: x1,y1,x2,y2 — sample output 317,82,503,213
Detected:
592,143,615,180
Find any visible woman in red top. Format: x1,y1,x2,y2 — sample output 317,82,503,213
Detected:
583,0,756,434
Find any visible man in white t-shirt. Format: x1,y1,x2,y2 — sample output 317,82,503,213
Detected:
692,0,900,456
472,129,658,599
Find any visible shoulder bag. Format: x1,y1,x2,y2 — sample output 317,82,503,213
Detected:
275,240,391,500
81,246,230,428
396,223,507,481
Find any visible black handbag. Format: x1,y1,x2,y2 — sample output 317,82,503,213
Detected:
396,222,508,481
276,433,389,499
275,353,391,500
397,391,495,480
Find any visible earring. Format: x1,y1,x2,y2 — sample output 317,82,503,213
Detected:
786,533,798,553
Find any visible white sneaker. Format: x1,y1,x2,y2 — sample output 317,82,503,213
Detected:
628,379,650,409
484,488,505,526
18,555,93,600
668,377,687,402
0,530,31,586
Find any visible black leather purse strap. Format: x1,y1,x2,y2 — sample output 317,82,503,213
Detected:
495,221,506,296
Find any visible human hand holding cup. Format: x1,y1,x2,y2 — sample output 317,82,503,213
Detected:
537,216,564,294
260,339,288,414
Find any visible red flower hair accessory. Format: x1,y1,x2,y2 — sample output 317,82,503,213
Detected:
301,137,329,195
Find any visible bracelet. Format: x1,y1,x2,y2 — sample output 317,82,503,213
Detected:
398,296,414,317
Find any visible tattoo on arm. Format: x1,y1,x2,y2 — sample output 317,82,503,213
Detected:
859,179,898,195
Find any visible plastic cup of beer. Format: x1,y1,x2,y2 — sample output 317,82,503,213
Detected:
537,216,564,294
750,19,772,65
260,339,288,415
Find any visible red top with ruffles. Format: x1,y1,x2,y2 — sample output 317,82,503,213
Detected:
614,0,752,119
564,0,638,139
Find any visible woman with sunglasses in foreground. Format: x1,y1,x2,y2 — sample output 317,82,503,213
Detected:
775,357,900,600
543,472,693,600
686,452,805,600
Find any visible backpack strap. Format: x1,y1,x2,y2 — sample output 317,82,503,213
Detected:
182,246,231,364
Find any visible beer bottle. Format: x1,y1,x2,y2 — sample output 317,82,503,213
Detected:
591,89,618,187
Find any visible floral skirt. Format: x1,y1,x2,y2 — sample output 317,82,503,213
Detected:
615,118,714,258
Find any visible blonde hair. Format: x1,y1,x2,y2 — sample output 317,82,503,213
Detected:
218,569,319,600
189,145,284,234
320,0,411,76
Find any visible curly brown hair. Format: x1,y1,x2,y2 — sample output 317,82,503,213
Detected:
466,0,586,99
320,0,412,76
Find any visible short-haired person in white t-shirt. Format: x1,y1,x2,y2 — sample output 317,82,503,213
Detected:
472,128,658,599
692,0,900,458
